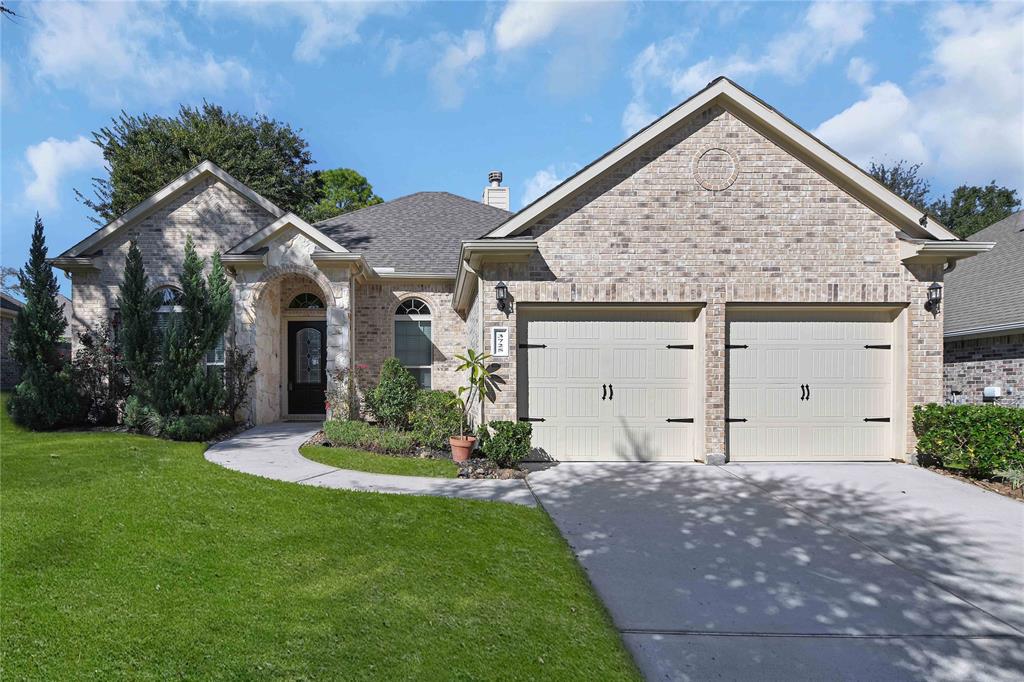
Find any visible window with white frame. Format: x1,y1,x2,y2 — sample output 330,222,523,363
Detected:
394,298,432,388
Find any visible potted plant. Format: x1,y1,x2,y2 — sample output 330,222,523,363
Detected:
450,348,494,462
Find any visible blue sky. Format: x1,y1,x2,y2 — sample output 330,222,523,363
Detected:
3,1,1022,296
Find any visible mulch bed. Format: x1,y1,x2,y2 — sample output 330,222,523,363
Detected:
922,465,1023,502
304,430,529,479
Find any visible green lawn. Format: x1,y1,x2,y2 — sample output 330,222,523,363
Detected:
301,445,459,478
0,398,638,680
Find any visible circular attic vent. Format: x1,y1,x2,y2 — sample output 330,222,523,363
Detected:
693,147,739,191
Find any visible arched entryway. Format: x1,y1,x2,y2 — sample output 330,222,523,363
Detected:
243,268,336,423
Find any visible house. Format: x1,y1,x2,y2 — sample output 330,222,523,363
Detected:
52,77,992,463
1,293,24,389
943,211,1023,405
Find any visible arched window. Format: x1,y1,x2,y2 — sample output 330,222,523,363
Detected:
395,298,432,388
289,293,324,309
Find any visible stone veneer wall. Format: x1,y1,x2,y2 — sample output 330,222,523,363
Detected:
68,177,276,352
352,280,467,401
477,105,945,461
944,333,1024,406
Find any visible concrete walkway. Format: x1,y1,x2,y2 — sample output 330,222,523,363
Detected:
205,422,536,506
530,462,1024,682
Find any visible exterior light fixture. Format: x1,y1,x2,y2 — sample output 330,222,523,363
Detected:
925,281,942,314
495,281,510,313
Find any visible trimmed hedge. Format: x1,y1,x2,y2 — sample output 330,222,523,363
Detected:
323,419,418,455
479,421,532,468
913,403,1024,476
409,390,464,450
366,358,419,429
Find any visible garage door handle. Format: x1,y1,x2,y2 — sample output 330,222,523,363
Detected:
806,384,811,401
727,418,747,423
864,417,891,422
608,384,613,400
666,418,694,423
518,417,546,422
602,384,607,400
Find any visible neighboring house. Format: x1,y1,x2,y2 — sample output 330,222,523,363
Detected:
52,77,991,463
943,211,1023,405
1,293,24,389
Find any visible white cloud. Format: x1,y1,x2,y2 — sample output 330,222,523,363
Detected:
429,31,487,110
521,163,580,207
622,1,873,134
28,1,251,106
24,136,104,210
845,57,874,87
206,1,403,64
815,2,1024,190
814,82,928,165
494,1,629,97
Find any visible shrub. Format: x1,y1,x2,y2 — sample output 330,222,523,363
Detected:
410,390,463,450
914,403,1024,477
223,347,257,421
8,369,84,431
323,419,417,455
479,421,532,468
122,396,164,436
366,358,419,429
72,324,129,426
163,414,235,442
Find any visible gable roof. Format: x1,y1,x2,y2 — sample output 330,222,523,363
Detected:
316,192,511,276
60,161,285,258
0,292,23,314
943,211,1024,337
228,212,348,254
484,77,958,242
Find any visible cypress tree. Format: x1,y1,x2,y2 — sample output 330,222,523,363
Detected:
117,240,159,400
8,215,81,428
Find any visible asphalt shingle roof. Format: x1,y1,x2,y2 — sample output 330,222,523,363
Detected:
943,211,1024,335
314,192,512,275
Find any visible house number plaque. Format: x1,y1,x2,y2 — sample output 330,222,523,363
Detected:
491,327,509,357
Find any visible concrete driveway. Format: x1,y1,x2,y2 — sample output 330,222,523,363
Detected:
528,462,1024,681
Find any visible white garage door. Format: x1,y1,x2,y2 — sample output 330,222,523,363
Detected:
727,309,897,461
518,307,699,461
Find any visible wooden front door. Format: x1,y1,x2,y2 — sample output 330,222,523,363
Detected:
287,320,327,415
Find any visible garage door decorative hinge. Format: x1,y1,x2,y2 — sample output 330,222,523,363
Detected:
726,344,748,349
864,344,891,349
726,418,748,423
518,417,546,422
863,417,891,422
666,344,694,349
666,418,694,423
518,343,547,349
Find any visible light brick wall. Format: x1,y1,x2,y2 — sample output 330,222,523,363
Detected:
478,105,945,460
68,177,276,350
352,280,467,399
944,333,1024,406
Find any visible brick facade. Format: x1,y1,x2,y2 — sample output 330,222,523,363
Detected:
1,313,20,389
476,105,944,460
352,280,467,400
944,333,1024,406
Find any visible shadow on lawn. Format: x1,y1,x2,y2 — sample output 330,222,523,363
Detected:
529,458,1024,681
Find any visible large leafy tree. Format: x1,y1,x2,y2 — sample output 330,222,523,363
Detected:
78,103,321,224
930,183,1021,239
868,160,931,212
7,215,81,428
869,159,1020,238
304,167,384,222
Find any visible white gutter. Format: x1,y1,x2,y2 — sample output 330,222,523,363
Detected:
944,322,1024,340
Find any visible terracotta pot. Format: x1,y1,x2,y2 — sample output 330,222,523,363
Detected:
449,436,476,462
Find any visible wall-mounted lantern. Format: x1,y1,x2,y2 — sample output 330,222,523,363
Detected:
925,281,942,314
495,281,510,313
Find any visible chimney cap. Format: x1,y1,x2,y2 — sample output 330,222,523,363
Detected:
488,170,503,186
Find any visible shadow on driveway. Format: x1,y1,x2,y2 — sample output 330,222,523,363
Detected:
528,462,1024,681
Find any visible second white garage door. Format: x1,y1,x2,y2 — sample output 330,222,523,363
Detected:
727,308,899,461
518,307,700,461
